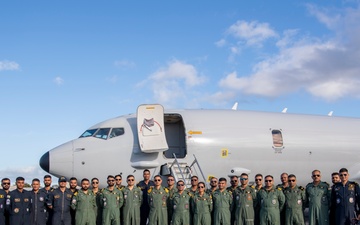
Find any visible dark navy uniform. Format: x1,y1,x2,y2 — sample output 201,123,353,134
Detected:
42,187,54,225
137,180,155,225
47,188,73,225
31,189,48,225
331,181,360,225
0,189,6,225
6,189,32,225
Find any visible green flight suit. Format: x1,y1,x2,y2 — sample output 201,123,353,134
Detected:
171,191,192,225
212,189,233,225
122,186,143,225
148,186,169,225
283,186,306,225
190,192,212,225
234,186,256,225
305,182,330,225
71,189,97,225
257,186,285,225
100,187,124,225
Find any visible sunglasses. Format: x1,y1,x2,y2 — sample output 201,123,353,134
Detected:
108,180,115,182
127,179,134,181
240,178,248,181
177,184,184,186
312,174,320,177
231,180,238,183
191,179,198,182
92,182,99,184
167,179,174,181
289,180,296,182
154,179,161,182
198,186,205,188
2,183,10,185
265,180,273,182
115,179,122,181
340,173,348,177
255,179,262,181
211,181,217,183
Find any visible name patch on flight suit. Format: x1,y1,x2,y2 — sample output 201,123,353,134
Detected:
247,193,252,200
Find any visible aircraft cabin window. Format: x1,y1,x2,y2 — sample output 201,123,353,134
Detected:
272,130,283,147
94,128,111,140
79,129,98,138
109,128,124,138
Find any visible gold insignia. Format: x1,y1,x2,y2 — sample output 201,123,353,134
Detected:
277,187,282,191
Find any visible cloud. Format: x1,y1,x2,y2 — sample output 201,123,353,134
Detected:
114,60,136,69
216,3,360,102
53,76,64,86
0,60,20,71
0,165,48,185
138,60,206,107
106,75,118,83
227,20,278,46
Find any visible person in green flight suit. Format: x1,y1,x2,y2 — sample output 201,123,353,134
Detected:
283,174,306,225
190,181,212,225
71,178,97,225
148,175,169,225
257,175,285,225
171,180,192,225
212,177,233,225
305,170,330,225
166,176,176,225
100,175,124,225
234,173,256,225
122,175,143,225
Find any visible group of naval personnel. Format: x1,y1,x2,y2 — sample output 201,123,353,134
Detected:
0,168,359,225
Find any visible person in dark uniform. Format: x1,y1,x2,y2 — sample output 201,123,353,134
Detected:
1,178,10,225
276,173,289,225
69,177,78,225
30,178,48,225
0,185,6,225
42,175,54,225
47,176,73,225
137,169,155,225
331,168,360,225
6,176,32,225
91,178,102,225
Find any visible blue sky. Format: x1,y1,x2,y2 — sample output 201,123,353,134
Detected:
1,0,360,183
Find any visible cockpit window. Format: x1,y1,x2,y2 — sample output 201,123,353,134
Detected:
109,128,125,139
79,129,98,138
94,128,111,140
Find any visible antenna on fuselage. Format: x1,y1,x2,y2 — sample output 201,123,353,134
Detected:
282,108,288,113
328,111,333,116
232,102,238,110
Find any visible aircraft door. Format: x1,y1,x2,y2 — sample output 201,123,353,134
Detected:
137,104,169,153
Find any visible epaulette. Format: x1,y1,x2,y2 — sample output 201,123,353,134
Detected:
250,185,255,189
100,188,105,193
147,187,153,194
228,190,232,194
74,192,78,196
164,188,169,193
277,187,282,191
117,186,124,191
299,186,304,190
188,192,193,197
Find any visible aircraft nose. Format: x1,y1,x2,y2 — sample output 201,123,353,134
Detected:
39,151,50,173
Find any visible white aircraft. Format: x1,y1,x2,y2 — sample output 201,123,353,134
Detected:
39,104,360,187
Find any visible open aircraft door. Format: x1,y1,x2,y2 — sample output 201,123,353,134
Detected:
137,104,169,153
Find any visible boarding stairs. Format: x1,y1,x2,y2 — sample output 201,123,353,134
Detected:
168,154,206,188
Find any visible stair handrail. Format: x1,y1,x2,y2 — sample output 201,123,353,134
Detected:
189,154,207,183
169,153,187,183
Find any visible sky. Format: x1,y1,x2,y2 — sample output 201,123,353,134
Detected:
1,0,360,184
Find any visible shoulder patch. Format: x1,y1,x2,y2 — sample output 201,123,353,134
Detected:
165,188,169,193
299,186,304,190
74,192,78,196
147,188,153,194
